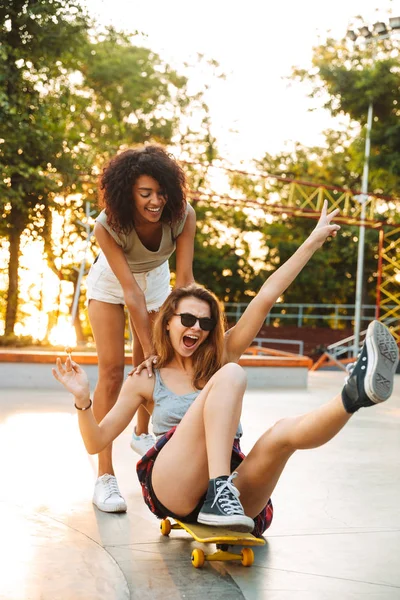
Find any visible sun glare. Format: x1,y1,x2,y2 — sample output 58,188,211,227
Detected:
1,216,90,342
48,318,77,348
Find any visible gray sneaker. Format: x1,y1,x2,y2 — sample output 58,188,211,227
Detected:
197,472,254,533
342,320,399,413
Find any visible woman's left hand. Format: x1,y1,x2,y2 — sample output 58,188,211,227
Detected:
308,200,340,248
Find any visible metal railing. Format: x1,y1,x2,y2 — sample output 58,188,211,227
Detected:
224,302,395,329
328,330,367,359
310,328,368,372
251,336,304,356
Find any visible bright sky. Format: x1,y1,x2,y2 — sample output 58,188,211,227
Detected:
84,0,400,165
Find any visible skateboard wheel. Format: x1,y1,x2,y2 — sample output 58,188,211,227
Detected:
241,547,254,567
191,548,205,568
160,519,171,536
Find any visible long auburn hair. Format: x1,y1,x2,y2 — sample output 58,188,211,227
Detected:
153,284,225,390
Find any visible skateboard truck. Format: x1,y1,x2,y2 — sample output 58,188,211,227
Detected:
160,518,265,568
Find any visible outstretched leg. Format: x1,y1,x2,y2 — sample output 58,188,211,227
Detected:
236,320,399,518
235,394,351,517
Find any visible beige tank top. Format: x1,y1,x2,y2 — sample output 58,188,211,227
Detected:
95,206,188,274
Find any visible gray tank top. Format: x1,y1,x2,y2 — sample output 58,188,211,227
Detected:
152,369,243,439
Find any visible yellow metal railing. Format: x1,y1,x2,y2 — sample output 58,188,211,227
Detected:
379,226,400,341
190,177,400,342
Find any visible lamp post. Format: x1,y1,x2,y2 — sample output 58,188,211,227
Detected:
346,16,400,355
70,201,94,333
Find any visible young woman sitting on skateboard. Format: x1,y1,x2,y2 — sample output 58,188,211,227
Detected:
53,201,399,535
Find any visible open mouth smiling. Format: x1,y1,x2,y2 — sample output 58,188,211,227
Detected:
183,334,199,348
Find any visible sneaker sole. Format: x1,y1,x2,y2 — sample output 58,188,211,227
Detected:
365,321,399,403
92,500,127,513
197,513,254,533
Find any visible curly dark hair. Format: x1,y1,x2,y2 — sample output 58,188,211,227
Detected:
99,145,187,234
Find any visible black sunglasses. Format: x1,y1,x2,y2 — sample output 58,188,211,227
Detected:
174,312,216,331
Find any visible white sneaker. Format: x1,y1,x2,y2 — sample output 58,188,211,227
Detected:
130,427,155,456
92,474,127,513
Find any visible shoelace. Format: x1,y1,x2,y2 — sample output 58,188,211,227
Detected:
345,351,362,383
211,472,243,515
102,475,121,499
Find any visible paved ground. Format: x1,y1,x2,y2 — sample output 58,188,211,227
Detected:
1,370,400,600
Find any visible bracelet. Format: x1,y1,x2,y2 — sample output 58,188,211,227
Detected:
74,399,92,411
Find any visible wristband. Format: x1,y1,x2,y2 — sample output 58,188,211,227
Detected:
74,399,92,411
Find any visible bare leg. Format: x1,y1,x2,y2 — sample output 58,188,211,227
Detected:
88,300,126,477
235,395,351,517
237,321,399,518
151,363,246,516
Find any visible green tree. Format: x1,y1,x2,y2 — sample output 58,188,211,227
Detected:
38,28,192,341
170,114,269,304
78,28,190,163
227,138,380,311
45,36,227,341
0,12,209,338
0,0,90,336
225,22,400,313
292,24,400,194
190,202,267,303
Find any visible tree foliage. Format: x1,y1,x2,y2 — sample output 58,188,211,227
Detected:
0,2,214,337
192,202,268,303
78,28,191,165
228,133,381,308
3,6,398,340
0,0,90,334
292,27,400,193
224,22,400,310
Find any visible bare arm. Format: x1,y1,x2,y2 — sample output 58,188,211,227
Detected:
133,204,196,377
94,222,154,358
223,201,340,363
52,358,152,454
174,203,196,288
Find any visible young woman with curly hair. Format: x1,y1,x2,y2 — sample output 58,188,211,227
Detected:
54,202,398,533
85,144,196,513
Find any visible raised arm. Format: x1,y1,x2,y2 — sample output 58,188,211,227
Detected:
174,203,196,288
52,357,151,454
223,201,340,363
94,222,155,362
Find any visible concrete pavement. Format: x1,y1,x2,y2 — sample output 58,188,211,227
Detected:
1,370,400,599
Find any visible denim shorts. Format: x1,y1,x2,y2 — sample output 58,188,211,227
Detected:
86,254,171,311
136,426,274,538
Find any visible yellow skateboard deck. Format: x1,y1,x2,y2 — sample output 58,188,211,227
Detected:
160,518,265,568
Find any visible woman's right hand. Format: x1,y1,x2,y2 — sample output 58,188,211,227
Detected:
130,354,159,378
52,357,91,406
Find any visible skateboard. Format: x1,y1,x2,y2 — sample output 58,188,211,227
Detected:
160,518,265,568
